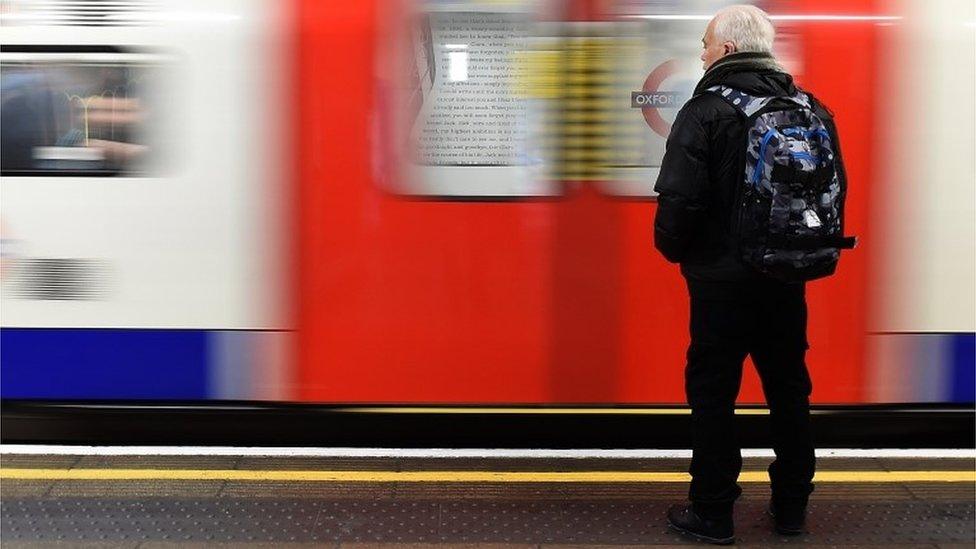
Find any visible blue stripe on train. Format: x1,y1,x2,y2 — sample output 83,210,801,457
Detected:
1,328,972,402
0,328,209,399
949,333,976,403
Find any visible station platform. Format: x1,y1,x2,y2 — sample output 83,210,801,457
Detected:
1,448,974,547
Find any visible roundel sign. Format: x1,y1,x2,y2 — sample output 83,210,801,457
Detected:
631,59,694,138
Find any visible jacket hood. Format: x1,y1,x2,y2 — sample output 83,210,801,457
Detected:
693,52,797,97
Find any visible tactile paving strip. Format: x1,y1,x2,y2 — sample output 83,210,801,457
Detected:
2,497,973,545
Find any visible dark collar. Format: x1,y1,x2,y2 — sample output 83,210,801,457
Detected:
694,52,786,95
707,52,783,74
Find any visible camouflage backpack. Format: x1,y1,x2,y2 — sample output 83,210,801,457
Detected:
707,85,857,282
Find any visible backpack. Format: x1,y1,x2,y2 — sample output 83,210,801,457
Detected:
707,85,856,282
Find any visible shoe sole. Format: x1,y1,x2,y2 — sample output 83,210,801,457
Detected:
667,518,735,545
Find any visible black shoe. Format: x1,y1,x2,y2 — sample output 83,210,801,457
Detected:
667,504,734,545
767,503,806,535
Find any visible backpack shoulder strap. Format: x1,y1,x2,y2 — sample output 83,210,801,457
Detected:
803,89,835,119
706,85,812,117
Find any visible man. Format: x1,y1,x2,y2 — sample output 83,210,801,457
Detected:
655,4,847,544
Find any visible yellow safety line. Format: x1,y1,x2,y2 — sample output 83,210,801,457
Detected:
1,469,972,483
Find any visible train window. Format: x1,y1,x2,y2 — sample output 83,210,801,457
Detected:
1,49,173,177
374,1,798,199
375,1,560,198
600,18,705,198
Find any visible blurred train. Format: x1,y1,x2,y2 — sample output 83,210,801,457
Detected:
1,0,973,405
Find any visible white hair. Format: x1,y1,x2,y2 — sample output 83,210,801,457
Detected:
712,4,775,53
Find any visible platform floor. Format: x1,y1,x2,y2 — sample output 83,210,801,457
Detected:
1,452,974,547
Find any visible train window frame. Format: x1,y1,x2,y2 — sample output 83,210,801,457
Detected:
0,45,177,178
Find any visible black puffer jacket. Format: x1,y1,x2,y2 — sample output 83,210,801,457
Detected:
653,52,846,287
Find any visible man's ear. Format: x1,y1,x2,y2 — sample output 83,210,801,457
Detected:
723,41,736,55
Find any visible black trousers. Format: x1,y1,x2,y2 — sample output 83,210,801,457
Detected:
684,279,815,519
